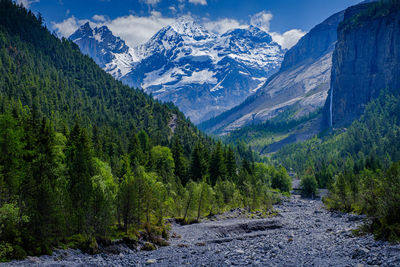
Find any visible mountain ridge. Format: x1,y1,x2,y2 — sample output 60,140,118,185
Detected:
70,18,285,123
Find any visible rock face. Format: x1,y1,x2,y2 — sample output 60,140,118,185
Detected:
200,11,344,134
70,18,285,123
327,1,400,127
69,22,136,79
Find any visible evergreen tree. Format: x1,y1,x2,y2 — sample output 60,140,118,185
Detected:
225,147,236,181
138,130,151,167
66,123,95,233
209,141,226,186
117,155,136,232
128,130,142,168
172,137,187,185
189,142,207,182
0,113,24,202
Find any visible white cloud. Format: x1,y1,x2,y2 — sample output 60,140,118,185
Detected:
204,18,247,35
270,29,306,50
107,12,174,47
188,0,207,5
52,12,174,48
169,6,177,13
15,0,39,8
250,10,306,49
92,14,107,22
52,16,90,38
250,11,273,32
141,0,160,6
52,8,306,50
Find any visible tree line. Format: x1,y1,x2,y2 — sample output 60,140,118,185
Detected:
0,1,292,261
273,91,400,241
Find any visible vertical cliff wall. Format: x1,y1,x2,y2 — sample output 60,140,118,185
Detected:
328,1,400,127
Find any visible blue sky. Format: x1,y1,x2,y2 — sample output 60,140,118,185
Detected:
17,0,361,49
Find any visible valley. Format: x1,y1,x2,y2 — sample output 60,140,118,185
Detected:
6,195,400,266
1,0,400,265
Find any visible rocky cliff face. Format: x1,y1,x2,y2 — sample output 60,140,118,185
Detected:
69,22,136,79
200,11,344,134
280,11,344,71
328,1,400,127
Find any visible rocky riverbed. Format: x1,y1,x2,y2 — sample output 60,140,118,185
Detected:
3,196,400,266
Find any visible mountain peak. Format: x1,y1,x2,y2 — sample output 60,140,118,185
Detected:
222,25,273,44
70,22,93,41
71,17,284,123
81,22,91,30
170,16,214,40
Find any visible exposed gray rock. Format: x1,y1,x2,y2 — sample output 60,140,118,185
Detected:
4,196,400,267
200,10,345,135
327,1,400,127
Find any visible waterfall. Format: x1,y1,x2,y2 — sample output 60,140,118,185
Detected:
329,88,333,127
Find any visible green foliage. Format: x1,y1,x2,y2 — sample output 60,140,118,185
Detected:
340,0,400,32
171,137,187,185
273,90,400,241
223,109,321,153
150,146,175,184
0,1,290,261
0,203,29,261
270,166,292,193
189,142,208,182
300,175,318,198
209,142,226,186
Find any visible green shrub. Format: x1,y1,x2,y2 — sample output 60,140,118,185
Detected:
141,242,156,251
300,175,318,198
270,166,292,193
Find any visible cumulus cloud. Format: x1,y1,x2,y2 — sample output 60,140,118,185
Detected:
270,29,306,50
52,7,305,50
107,12,174,47
141,0,160,6
52,12,174,47
52,16,90,38
15,0,39,8
250,10,305,49
188,0,207,5
92,14,107,22
204,18,247,35
169,6,177,13
250,11,273,32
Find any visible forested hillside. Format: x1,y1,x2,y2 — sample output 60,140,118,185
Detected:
0,0,290,261
272,0,400,243
274,91,400,241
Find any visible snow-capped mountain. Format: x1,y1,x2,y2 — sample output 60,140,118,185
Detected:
69,22,137,79
199,10,345,135
70,17,285,123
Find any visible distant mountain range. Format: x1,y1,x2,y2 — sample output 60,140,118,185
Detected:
70,17,285,123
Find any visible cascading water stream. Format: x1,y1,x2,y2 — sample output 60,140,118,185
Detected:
329,88,333,127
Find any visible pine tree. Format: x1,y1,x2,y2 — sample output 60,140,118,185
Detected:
66,122,95,233
138,130,151,167
171,137,187,185
117,155,136,232
0,113,24,202
128,130,142,168
225,147,236,181
209,142,226,186
27,118,60,251
189,142,207,182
